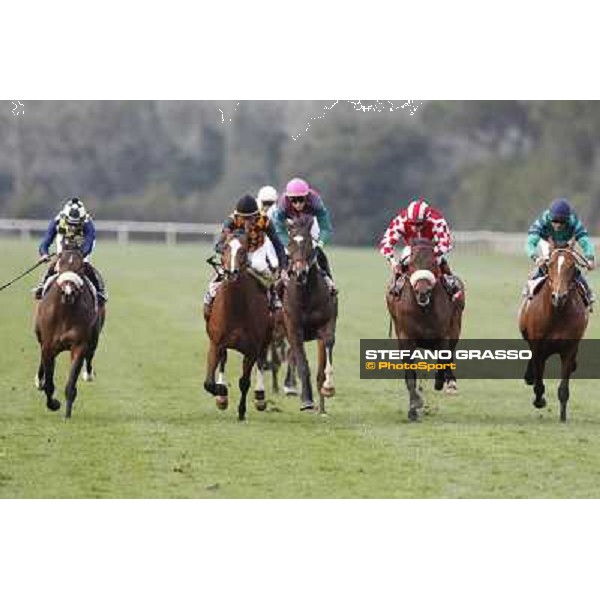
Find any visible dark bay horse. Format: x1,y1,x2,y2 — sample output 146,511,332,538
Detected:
204,233,272,421
282,215,337,413
34,244,106,418
519,242,590,422
386,239,464,421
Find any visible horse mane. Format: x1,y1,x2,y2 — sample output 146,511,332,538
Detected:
288,214,314,233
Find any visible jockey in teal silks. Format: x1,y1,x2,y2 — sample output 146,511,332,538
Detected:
526,198,595,308
271,177,336,294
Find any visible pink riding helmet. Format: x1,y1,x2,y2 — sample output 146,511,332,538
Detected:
286,177,310,197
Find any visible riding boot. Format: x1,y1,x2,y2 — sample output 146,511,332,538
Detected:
33,265,55,299
439,259,463,304
576,270,595,310
84,263,108,305
316,247,337,295
203,275,223,316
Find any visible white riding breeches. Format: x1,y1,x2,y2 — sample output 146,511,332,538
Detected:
250,242,278,273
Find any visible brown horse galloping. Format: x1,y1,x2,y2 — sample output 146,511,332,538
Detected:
386,239,464,421
34,243,106,418
204,233,272,421
282,215,338,413
519,242,590,422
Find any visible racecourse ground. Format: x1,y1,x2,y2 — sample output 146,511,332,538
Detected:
0,238,599,498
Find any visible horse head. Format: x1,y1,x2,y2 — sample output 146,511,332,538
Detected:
408,238,439,307
220,232,248,281
547,245,578,308
55,245,86,305
286,215,315,285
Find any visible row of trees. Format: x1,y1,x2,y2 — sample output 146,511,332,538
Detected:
1,101,600,245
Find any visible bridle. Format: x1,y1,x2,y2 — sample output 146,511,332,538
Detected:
221,236,248,281
545,247,585,308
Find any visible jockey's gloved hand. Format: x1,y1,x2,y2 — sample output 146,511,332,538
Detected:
587,257,596,271
39,254,50,263
387,256,399,270
315,239,325,249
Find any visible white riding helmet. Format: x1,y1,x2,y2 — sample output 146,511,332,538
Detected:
257,186,278,211
62,197,86,217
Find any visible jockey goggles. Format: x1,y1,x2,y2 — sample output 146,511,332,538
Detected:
289,196,307,205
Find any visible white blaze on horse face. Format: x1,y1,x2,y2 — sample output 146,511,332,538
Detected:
293,235,304,243
557,255,565,277
229,238,242,272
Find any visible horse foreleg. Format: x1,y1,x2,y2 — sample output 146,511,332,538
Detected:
35,360,45,391
83,325,100,382
283,347,298,396
405,368,423,422
524,358,534,386
558,346,578,423
316,340,326,415
65,345,86,419
204,343,228,409
238,355,255,421
254,354,267,411
42,348,60,412
287,332,314,411
215,350,228,410
532,352,547,410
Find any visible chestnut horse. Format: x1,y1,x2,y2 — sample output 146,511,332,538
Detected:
282,215,337,413
386,239,464,421
34,243,106,418
204,233,272,421
519,242,590,422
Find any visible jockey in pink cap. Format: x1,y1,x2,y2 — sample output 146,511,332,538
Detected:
272,177,336,294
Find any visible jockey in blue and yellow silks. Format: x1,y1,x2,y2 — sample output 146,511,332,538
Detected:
34,197,107,304
526,198,595,307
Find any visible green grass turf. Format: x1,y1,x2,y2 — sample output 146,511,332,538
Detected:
0,238,599,498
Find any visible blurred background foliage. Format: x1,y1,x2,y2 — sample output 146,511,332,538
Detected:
2,100,600,245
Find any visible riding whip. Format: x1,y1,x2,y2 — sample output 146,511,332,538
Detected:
0,253,55,293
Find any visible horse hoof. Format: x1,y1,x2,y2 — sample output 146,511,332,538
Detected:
47,399,61,412
82,370,96,382
215,384,228,397
408,408,419,422
320,386,336,398
445,382,458,395
300,402,315,412
216,396,229,410
254,390,265,401
524,375,534,386
533,398,546,409
434,380,444,391
284,386,298,396
254,399,267,411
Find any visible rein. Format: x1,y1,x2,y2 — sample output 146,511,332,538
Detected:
0,253,56,293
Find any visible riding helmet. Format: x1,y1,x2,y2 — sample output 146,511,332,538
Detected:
550,198,571,221
65,204,86,225
235,194,259,216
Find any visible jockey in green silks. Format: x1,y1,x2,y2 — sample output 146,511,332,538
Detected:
526,197,595,308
